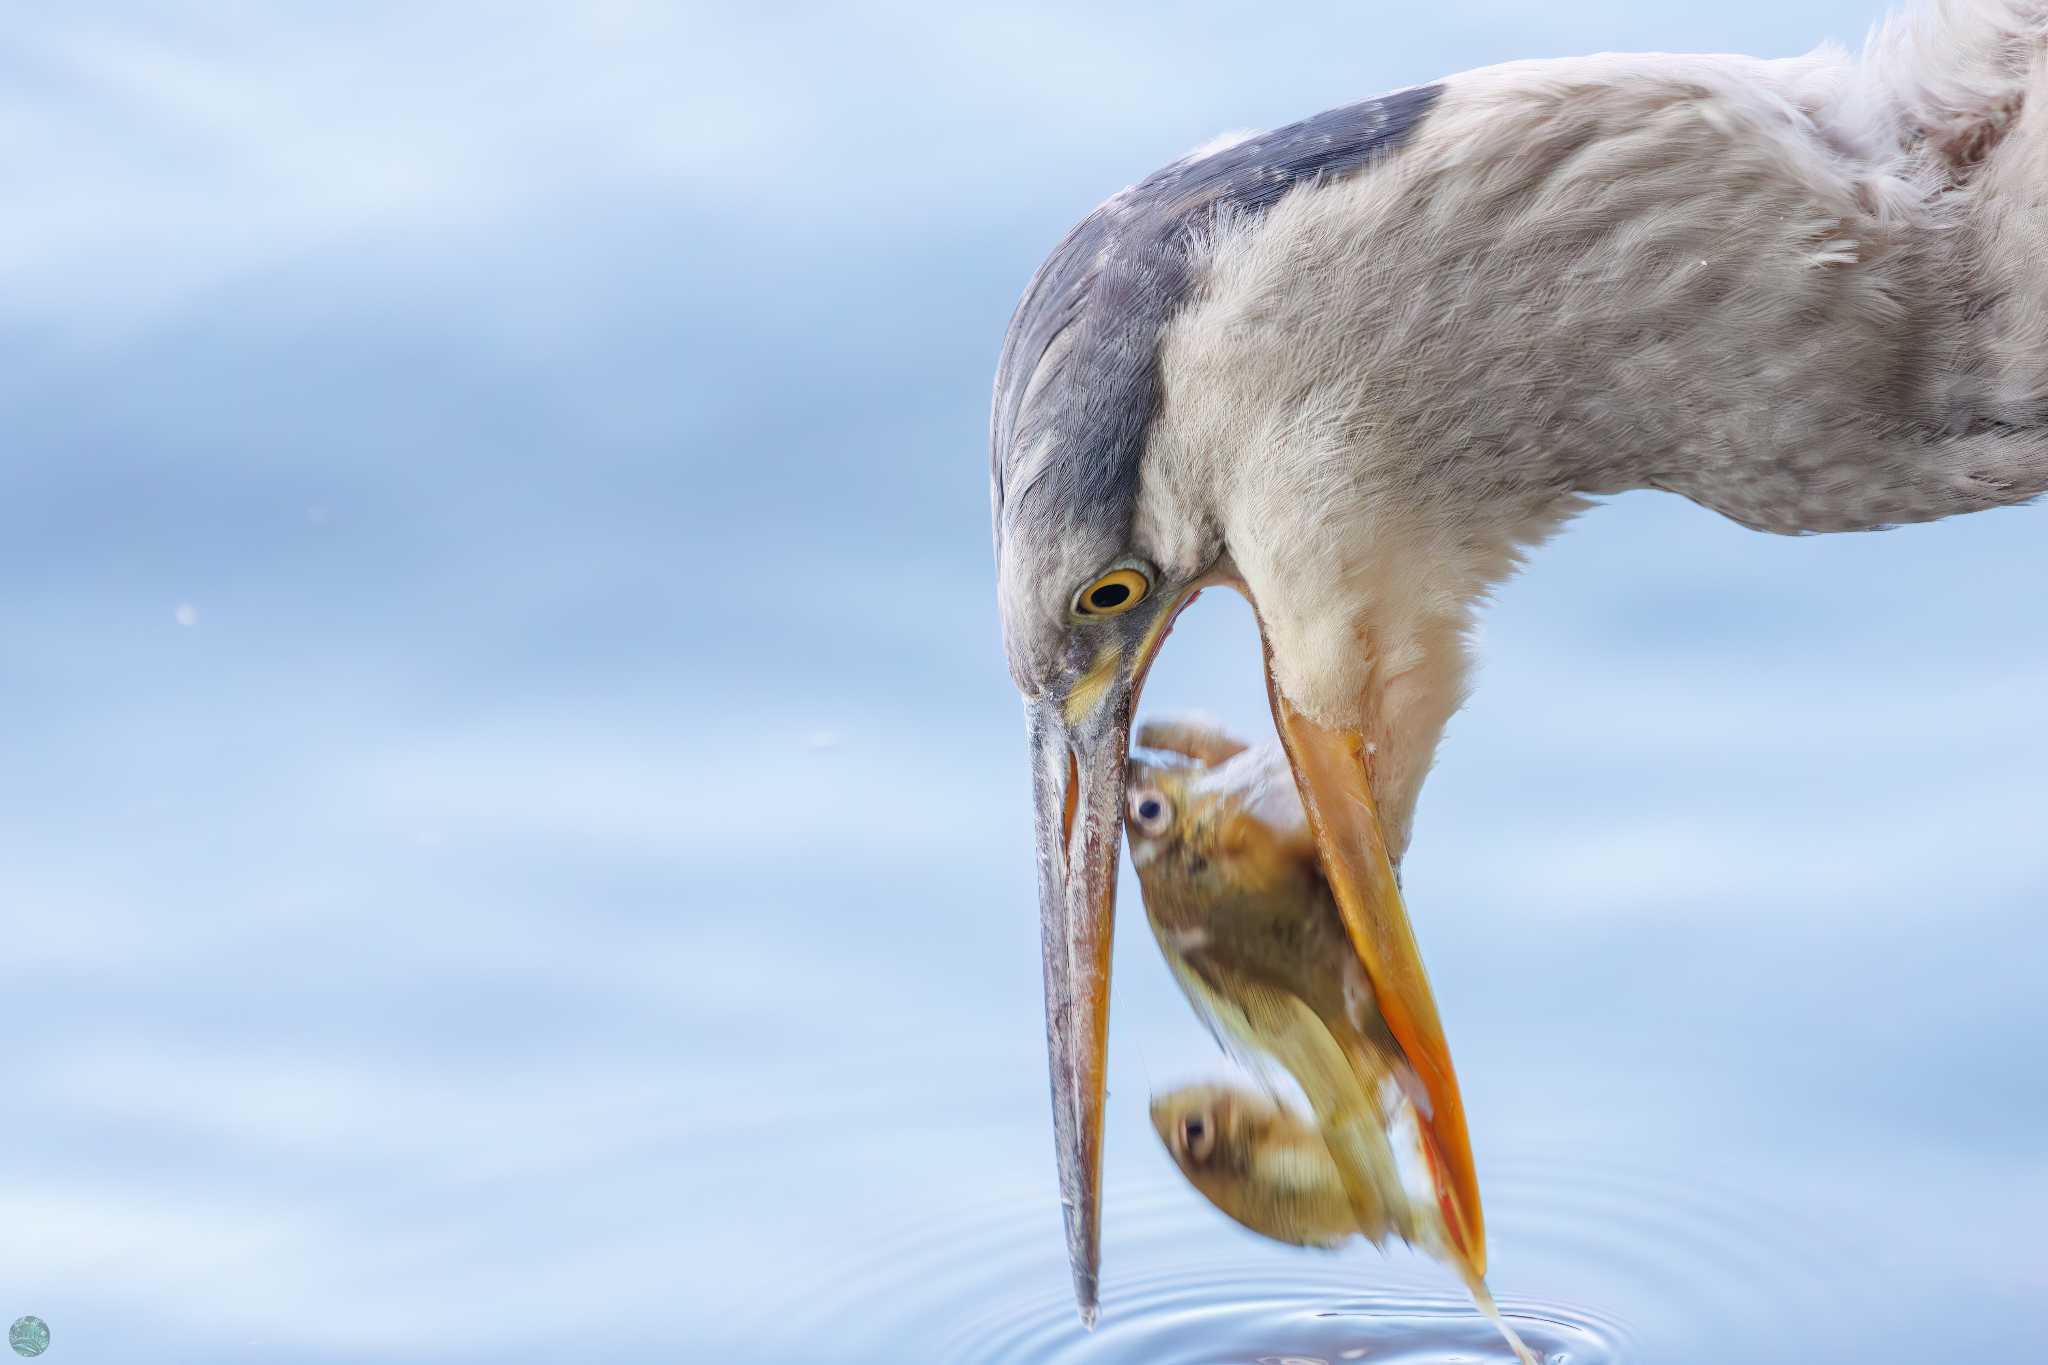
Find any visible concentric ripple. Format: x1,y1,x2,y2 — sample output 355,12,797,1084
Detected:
779,1175,1639,1363
768,1134,1892,1365
949,1264,1632,1365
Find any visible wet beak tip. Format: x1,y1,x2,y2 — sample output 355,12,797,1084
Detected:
1069,1265,1100,1330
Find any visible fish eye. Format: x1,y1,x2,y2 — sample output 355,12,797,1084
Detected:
1180,1111,1217,1165
1128,787,1172,836
1072,563,1151,620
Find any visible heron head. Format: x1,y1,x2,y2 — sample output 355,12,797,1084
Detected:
991,278,1221,1322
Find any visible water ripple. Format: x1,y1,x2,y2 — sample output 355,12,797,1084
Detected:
776,1143,1879,1363
951,1265,1631,1365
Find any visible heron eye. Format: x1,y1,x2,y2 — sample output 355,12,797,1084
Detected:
1181,1112,1216,1165
1072,565,1150,619
1128,788,1172,836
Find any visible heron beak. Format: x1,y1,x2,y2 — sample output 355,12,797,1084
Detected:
1259,633,1488,1275
1026,685,1129,1328
1026,595,1195,1326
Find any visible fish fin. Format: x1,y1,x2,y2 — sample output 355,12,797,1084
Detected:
1134,715,1248,767
1213,969,1415,1243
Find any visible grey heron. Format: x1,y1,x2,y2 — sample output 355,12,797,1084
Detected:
989,0,2048,1324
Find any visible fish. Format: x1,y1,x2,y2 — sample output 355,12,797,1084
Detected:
1151,1081,1540,1365
1125,716,1456,1253
1130,716,1533,1362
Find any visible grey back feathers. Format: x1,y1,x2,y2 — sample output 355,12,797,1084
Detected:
989,85,1443,552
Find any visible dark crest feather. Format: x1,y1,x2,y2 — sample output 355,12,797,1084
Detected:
990,84,1443,551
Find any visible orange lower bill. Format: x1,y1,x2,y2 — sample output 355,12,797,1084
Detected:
1262,656,1487,1276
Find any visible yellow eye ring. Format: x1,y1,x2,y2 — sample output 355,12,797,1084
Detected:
1072,565,1151,619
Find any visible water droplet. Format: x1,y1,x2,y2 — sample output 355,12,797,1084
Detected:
173,603,199,627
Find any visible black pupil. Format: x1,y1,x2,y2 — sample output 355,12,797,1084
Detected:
1183,1117,1206,1144
1087,582,1131,611
1137,798,1163,822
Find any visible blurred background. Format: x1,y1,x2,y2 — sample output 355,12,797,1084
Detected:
2,3,2044,1362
